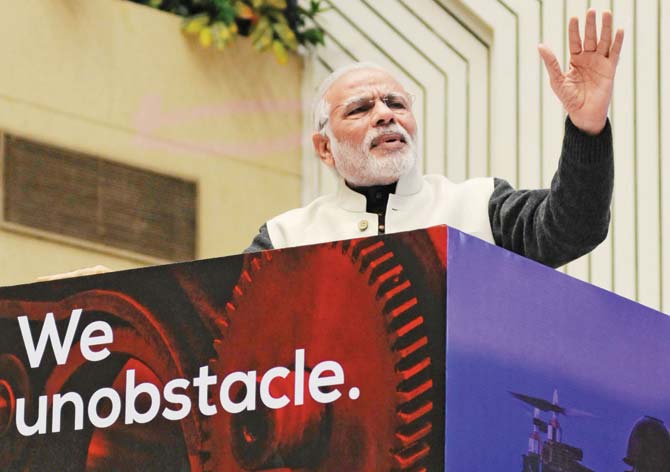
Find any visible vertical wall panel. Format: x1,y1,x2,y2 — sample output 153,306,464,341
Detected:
610,0,637,301
506,0,542,190
635,0,661,310
461,0,518,185
412,0,490,179
661,0,669,313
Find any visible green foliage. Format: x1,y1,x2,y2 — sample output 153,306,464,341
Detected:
129,0,326,63
212,0,236,23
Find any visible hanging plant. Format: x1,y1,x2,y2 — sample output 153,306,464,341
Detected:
130,0,326,64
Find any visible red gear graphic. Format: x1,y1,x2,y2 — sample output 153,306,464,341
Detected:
203,238,437,471
0,354,31,470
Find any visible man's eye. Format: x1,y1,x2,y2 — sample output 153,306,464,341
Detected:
346,104,371,116
387,99,407,109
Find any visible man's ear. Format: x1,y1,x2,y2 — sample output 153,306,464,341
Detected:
312,132,335,168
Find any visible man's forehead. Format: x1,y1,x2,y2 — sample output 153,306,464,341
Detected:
324,68,406,104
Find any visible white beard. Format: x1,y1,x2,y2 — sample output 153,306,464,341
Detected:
328,124,416,187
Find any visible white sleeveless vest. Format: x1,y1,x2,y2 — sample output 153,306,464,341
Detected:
266,164,495,249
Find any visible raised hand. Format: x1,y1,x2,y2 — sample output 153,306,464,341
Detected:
538,9,624,135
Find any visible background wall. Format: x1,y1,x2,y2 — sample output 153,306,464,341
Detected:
0,0,303,285
302,0,669,313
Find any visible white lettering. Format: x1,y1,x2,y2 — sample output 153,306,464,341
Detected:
51,391,84,432
88,388,121,428
193,366,217,416
162,378,191,421
220,371,256,414
260,366,290,409
80,321,113,362
13,348,356,436
124,369,161,425
16,395,48,436
18,310,82,368
309,361,344,404
294,348,305,406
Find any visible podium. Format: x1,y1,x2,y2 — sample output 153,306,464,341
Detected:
0,226,668,471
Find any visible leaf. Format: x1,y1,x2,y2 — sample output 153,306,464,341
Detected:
212,34,227,50
211,0,230,9
266,0,287,9
269,10,289,25
309,1,329,16
253,26,274,51
182,13,211,35
214,1,237,24
149,0,163,7
272,40,289,64
199,26,213,47
250,15,271,43
235,1,255,19
302,27,324,45
212,21,233,49
176,0,326,51
273,22,298,50
172,5,190,16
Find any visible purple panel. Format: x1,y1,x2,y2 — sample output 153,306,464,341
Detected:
446,228,670,472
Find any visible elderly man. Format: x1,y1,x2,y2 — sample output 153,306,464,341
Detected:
246,10,624,269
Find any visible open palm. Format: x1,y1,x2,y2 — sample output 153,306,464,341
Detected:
539,10,624,135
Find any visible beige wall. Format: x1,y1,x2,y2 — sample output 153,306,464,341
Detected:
0,0,303,285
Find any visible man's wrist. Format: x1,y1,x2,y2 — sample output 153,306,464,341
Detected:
563,116,612,166
568,115,608,136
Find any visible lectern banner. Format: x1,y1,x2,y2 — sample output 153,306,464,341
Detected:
3,226,668,471
0,227,447,471
446,229,670,472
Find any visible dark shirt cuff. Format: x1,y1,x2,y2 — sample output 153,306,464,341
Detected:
563,116,613,166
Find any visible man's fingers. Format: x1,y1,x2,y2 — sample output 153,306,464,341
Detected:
583,9,598,52
568,17,582,55
610,28,624,65
596,10,613,56
538,45,563,84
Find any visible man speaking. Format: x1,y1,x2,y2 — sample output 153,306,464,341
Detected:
247,9,624,269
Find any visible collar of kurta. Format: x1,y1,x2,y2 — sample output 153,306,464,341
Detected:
334,164,424,212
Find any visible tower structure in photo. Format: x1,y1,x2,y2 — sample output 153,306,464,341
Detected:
512,390,594,472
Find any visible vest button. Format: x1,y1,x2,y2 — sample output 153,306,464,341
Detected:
358,220,369,231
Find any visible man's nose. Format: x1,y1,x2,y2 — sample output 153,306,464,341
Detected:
372,99,395,126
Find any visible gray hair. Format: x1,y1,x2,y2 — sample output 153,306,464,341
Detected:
312,62,406,135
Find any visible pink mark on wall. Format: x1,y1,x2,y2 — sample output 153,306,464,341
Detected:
133,94,303,158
